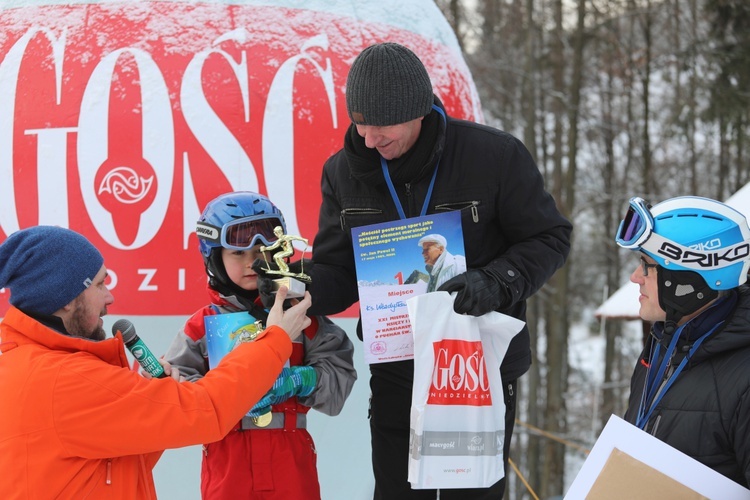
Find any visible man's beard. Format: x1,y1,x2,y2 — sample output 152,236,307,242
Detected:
69,300,106,341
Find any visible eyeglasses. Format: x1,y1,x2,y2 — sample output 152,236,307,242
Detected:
195,215,283,251
640,257,658,277
616,197,654,249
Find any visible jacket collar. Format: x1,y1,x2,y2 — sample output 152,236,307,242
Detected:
344,97,447,187
651,287,750,367
0,306,128,367
207,286,242,310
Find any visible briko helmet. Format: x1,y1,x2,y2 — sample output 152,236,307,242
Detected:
616,195,750,326
194,192,286,312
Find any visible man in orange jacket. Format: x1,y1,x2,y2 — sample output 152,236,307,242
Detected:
0,225,311,499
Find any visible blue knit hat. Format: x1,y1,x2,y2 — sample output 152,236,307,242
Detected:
0,226,104,315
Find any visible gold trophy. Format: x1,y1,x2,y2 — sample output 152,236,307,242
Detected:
259,226,311,298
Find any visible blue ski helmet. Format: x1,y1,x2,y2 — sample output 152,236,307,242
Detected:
196,192,286,260
618,196,750,290
617,196,750,327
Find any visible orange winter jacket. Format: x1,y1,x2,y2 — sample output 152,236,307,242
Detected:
0,307,292,499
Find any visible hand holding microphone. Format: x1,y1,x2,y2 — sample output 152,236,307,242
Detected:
112,319,167,379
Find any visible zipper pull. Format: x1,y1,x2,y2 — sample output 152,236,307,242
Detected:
651,414,662,435
667,347,678,366
471,202,479,223
106,459,112,485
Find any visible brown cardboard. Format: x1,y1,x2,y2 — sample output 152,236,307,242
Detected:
586,448,708,500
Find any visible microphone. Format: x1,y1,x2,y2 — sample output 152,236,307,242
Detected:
112,319,166,378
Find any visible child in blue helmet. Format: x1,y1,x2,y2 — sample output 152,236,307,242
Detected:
615,195,750,487
163,191,357,499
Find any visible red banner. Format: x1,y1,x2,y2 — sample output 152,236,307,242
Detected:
0,1,480,316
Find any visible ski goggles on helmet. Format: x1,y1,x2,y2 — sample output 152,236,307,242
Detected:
195,215,283,250
615,197,654,250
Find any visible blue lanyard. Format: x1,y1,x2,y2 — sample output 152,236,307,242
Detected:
635,322,721,429
380,105,446,220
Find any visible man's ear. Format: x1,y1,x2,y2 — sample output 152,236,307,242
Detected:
54,297,78,321
58,301,75,313
48,308,70,333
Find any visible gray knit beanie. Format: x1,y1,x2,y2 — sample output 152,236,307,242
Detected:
346,42,434,126
0,226,104,315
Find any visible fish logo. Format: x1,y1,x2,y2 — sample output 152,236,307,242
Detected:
98,166,154,204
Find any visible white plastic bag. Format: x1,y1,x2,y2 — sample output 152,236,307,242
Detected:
406,291,524,489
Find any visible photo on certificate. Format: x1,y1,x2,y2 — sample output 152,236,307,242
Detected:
351,211,466,364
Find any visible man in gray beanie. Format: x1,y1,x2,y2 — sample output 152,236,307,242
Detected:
0,225,313,498
257,42,572,499
345,42,434,129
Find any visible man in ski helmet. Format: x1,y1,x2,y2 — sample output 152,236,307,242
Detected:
615,195,750,487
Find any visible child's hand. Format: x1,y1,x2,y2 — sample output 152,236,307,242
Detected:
252,258,311,309
252,259,277,309
266,286,311,341
247,403,271,419
247,366,317,416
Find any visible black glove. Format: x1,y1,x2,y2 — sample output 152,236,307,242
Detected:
253,259,277,309
438,269,511,316
252,258,311,309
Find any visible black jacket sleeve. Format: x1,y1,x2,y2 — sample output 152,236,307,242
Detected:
308,156,361,316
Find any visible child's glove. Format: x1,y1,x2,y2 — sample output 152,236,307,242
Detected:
252,259,311,309
247,366,318,417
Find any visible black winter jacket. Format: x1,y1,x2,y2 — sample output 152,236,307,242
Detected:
308,100,572,387
624,286,750,487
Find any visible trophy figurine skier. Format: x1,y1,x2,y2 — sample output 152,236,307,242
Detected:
259,226,311,298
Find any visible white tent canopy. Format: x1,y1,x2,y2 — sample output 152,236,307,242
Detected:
595,184,750,319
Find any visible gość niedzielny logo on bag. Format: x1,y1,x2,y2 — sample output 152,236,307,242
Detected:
428,339,492,406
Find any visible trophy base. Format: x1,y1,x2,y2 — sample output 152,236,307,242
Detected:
272,276,307,298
